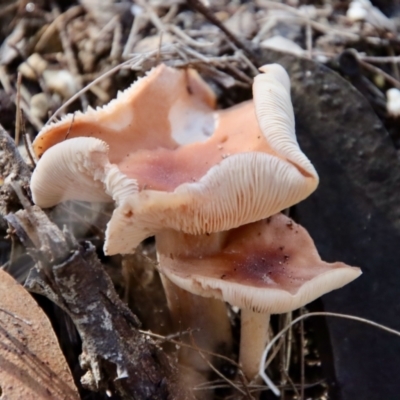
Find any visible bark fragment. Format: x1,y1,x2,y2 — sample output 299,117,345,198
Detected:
0,268,79,400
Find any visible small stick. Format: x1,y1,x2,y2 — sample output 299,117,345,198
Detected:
139,329,240,367
186,0,257,61
280,368,300,398
279,315,287,400
257,0,388,46
264,331,286,369
110,19,123,64
123,12,143,58
306,21,312,60
300,308,305,400
285,312,293,373
156,31,163,66
23,133,37,167
168,25,214,48
52,3,89,110
388,47,400,81
64,113,75,140
0,65,12,94
46,51,162,125
15,72,22,146
358,57,400,90
358,55,400,64
192,334,247,396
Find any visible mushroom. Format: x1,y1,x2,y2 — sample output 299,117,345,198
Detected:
31,63,319,255
156,213,362,381
30,63,322,387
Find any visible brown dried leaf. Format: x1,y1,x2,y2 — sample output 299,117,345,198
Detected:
0,269,79,400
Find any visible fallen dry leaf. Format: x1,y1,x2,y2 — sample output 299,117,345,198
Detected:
0,269,79,400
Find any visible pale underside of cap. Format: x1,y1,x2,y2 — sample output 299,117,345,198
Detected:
105,150,317,254
30,137,138,207
157,214,362,314
30,63,320,255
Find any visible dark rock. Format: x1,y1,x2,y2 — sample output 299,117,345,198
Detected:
0,89,16,133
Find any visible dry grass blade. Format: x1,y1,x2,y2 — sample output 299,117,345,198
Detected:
140,329,240,368
186,0,257,61
15,71,22,145
52,3,88,110
190,333,248,397
260,312,400,396
300,308,305,400
46,51,161,125
359,58,400,90
359,55,400,63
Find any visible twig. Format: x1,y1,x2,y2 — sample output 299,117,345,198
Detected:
388,47,400,81
34,5,84,52
186,0,257,61
52,3,89,110
280,368,300,398
0,65,12,94
15,72,22,146
284,313,292,372
358,57,400,90
46,50,163,125
110,18,123,64
23,134,37,167
358,55,400,64
236,369,254,399
141,329,241,368
279,315,287,400
256,0,387,46
123,11,148,58
191,334,247,397
265,331,286,369
306,21,312,60
300,308,305,400
168,24,214,48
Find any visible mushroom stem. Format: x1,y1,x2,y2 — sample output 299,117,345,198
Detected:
157,230,229,258
156,230,233,396
240,309,270,381
161,275,232,394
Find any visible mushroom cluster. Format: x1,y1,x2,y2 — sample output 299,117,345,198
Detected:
30,63,361,391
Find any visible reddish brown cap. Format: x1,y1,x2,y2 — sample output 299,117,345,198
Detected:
33,64,216,160
157,213,361,313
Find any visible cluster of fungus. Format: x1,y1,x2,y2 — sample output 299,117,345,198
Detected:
30,63,361,393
